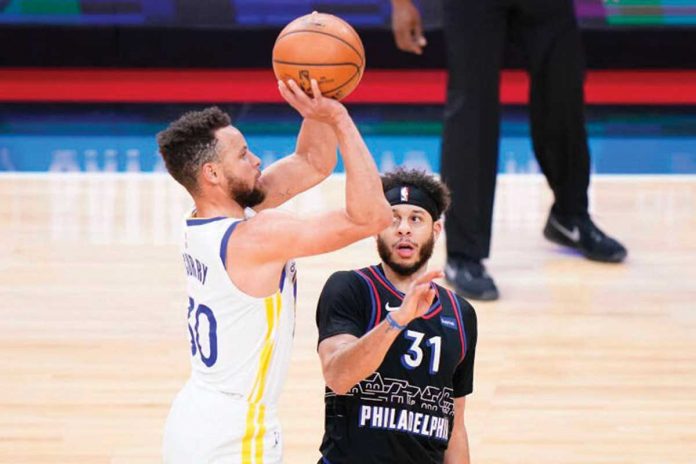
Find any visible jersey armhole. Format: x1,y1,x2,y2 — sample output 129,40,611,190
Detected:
445,289,467,365
219,220,241,270
353,269,381,332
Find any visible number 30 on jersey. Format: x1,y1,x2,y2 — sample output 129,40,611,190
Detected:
187,297,218,367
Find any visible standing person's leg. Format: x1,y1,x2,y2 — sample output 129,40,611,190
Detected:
518,0,589,215
441,0,508,300
518,0,627,262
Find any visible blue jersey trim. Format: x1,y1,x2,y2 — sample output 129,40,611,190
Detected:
279,266,286,292
421,300,443,319
186,216,227,226
371,265,404,297
448,290,468,362
370,264,440,316
219,221,240,270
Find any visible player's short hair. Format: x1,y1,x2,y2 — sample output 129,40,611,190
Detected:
381,167,451,219
157,106,231,193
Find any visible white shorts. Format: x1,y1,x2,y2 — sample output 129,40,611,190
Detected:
163,379,283,464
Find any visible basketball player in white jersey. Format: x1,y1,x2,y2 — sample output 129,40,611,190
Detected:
156,79,391,464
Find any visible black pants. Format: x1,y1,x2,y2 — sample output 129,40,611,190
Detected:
441,0,590,260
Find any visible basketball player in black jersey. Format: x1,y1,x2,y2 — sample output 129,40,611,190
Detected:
316,168,477,464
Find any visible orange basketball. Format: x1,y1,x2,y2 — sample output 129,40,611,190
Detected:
272,12,365,100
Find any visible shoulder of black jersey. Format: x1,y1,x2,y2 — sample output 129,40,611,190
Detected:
455,293,477,331
435,283,476,314
456,294,476,316
323,269,369,292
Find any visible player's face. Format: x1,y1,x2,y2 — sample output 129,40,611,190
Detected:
377,204,442,277
214,126,266,208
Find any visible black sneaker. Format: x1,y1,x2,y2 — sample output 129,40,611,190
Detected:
445,257,499,301
543,211,627,263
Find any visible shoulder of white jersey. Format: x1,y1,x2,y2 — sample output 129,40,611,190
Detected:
182,209,244,231
185,216,231,227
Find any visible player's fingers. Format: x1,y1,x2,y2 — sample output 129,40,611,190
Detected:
409,284,429,305
415,269,443,286
278,79,292,95
406,282,428,299
310,79,322,100
279,80,313,118
284,78,301,96
425,288,436,304
287,79,312,104
415,294,431,315
413,286,436,316
278,80,298,103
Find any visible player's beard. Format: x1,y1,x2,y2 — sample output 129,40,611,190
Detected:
377,232,435,277
228,177,266,208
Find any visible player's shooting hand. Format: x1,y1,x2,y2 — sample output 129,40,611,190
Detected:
390,0,427,55
278,78,348,126
393,270,443,326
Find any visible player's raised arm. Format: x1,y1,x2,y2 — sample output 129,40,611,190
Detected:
256,11,367,210
231,79,391,262
254,118,338,211
281,79,389,228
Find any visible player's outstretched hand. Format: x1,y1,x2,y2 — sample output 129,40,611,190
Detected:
393,270,444,326
278,78,348,126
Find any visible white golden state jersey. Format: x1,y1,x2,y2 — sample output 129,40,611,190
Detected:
163,212,297,464
181,214,296,400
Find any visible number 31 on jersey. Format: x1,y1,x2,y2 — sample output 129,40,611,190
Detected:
401,330,442,374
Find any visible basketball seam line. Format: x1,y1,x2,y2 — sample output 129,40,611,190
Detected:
275,29,364,67
272,60,360,69
324,70,362,96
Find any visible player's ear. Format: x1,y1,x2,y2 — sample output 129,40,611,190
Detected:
201,162,220,185
433,218,443,240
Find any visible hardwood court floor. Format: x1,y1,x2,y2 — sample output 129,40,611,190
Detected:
0,174,694,464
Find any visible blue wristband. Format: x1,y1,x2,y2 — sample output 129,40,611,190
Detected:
385,312,406,331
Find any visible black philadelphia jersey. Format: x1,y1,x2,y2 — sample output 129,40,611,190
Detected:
316,264,477,464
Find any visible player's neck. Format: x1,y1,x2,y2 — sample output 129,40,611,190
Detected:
381,262,429,294
193,195,245,219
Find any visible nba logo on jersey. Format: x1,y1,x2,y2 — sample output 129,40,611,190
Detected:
400,186,410,202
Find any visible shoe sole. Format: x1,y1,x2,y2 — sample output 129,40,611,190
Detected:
543,226,627,263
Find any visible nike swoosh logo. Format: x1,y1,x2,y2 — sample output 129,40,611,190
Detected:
385,302,400,312
550,217,580,242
